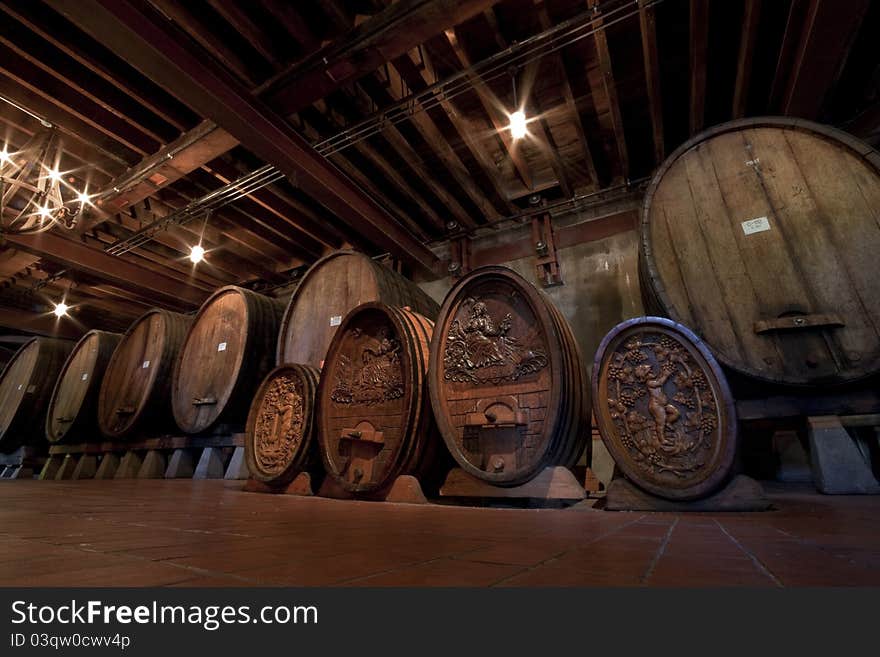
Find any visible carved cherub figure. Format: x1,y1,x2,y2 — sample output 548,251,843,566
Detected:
634,363,680,447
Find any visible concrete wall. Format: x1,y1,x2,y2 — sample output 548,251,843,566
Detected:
419,226,645,377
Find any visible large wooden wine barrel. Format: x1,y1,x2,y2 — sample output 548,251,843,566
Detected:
640,117,880,386
592,317,738,501
316,302,442,496
245,364,320,485
0,337,73,451
98,309,191,439
277,250,439,368
428,266,590,486
46,330,121,443
173,286,284,434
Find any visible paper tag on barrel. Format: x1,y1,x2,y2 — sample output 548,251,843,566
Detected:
741,216,770,235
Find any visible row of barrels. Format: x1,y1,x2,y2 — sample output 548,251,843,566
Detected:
0,251,438,451
0,118,876,501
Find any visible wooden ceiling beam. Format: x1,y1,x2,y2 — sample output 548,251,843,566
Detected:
689,0,709,135
779,0,870,119
392,51,516,212
261,0,500,115
732,0,762,119
442,27,534,191
0,305,83,339
293,113,434,245
205,0,280,69
0,43,157,157
637,0,665,164
535,1,599,189
48,0,440,275
586,0,628,178
3,230,207,308
355,76,484,227
0,2,192,132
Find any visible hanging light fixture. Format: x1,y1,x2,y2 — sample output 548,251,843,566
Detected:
508,66,528,140
52,301,69,318
0,95,92,235
188,244,205,264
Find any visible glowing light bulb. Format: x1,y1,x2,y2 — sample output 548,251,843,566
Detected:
38,206,53,219
189,244,205,264
77,191,91,205
509,110,527,139
53,301,69,318
48,169,62,182
0,148,9,164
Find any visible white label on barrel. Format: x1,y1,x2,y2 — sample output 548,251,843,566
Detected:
81,373,88,381
26,385,35,393
330,315,342,326
217,342,227,352
142,360,150,369
742,216,770,235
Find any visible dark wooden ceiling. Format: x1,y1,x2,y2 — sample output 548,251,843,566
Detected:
0,0,878,341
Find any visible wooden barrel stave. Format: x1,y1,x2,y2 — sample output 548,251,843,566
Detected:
428,266,590,487
173,286,285,434
98,309,191,439
276,250,439,368
245,363,321,485
46,330,121,443
316,302,442,497
0,337,74,450
640,117,880,386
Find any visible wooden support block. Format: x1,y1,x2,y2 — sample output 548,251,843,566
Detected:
164,449,196,479
2,465,33,480
38,455,64,481
242,472,316,496
317,475,354,500
194,447,226,479
71,455,98,480
223,446,248,480
54,454,79,480
807,416,880,494
114,451,143,479
137,450,166,479
439,466,586,502
773,430,813,483
383,475,428,504
605,475,771,512
94,453,120,480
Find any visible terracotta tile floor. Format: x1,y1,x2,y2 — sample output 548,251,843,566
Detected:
0,479,879,587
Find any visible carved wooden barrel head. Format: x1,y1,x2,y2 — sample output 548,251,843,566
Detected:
0,337,73,450
592,317,738,501
429,266,590,486
641,117,880,385
317,302,436,496
173,286,284,434
245,364,320,485
98,308,190,439
277,250,439,368
46,330,121,443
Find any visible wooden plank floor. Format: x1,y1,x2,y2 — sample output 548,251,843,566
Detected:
1,480,879,587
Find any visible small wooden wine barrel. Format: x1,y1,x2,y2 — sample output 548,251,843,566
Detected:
428,266,590,487
316,302,441,496
592,317,737,501
640,117,880,386
46,330,121,443
277,250,439,368
0,337,73,451
98,309,191,439
245,364,320,485
173,286,284,434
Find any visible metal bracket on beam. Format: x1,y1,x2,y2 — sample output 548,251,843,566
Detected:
532,205,562,287
448,234,472,279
